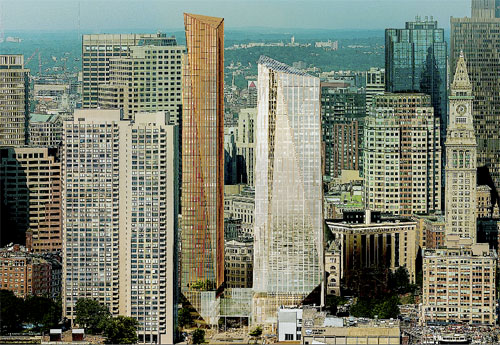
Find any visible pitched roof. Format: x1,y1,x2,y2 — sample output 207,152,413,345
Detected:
452,51,472,90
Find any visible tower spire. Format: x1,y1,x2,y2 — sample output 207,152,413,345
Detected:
452,52,472,90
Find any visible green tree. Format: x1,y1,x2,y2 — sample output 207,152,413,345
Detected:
104,316,138,344
388,267,410,294
249,326,262,337
178,307,193,328
24,296,61,332
0,290,24,334
75,298,111,334
192,328,205,344
349,298,373,318
373,296,400,319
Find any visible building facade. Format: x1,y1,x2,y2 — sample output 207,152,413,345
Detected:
0,245,54,299
29,113,63,147
253,56,323,324
326,211,417,288
0,55,29,146
364,93,441,217
82,33,175,108
451,0,500,197
365,67,385,113
422,244,497,325
321,84,365,179
0,147,62,251
62,110,178,344
386,17,447,136
224,240,253,289
235,108,256,186
98,42,184,124
444,53,477,244
181,14,225,321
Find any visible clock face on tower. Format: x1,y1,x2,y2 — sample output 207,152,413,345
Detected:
456,104,467,115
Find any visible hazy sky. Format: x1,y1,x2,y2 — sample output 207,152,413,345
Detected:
1,0,470,32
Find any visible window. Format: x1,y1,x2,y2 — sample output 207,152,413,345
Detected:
285,334,294,341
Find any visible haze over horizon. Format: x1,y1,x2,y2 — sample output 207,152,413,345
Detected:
1,0,470,33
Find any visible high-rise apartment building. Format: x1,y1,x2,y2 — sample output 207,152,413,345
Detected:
365,67,385,112
0,147,62,251
62,110,178,344
386,18,447,137
321,83,365,179
364,93,441,217
235,108,256,186
181,13,224,322
98,42,185,124
253,56,323,324
0,55,29,146
451,0,500,198
444,53,477,244
82,33,176,109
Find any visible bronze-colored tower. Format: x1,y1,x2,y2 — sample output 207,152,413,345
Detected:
181,13,224,319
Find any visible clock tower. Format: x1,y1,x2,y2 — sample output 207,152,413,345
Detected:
445,52,477,244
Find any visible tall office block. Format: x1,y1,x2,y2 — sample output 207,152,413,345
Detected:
386,18,447,136
63,110,178,344
253,56,323,324
0,55,29,146
181,13,224,321
236,108,256,186
99,41,185,124
365,67,385,112
82,33,176,109
321,83,365,179
364,94,441,217
445,53,478,243
0,147,62,251
451,0,500,197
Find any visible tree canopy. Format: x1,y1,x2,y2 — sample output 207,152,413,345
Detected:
75,298,111,334
104,315,138,345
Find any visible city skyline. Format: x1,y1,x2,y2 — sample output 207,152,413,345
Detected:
1,0,500,343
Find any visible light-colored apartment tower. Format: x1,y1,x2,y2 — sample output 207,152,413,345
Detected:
82,33,177,109
451,0,500,200
62,109,178,344
253,56,323,324
236,108,256,186
98,42,185,124
445,52,477,244
364,93,441,217
0,55,29,146
0,147,62,252
181,13,224,323
365,67,385,113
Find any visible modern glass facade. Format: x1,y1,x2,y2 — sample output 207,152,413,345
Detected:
181,13,224,320
385,18,447,135
320,84,366,179
253,56,323,324
451,2,500,201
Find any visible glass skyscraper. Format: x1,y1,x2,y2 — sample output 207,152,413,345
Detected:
253,56,323,324
385,17,447,134
181,13,225,323
451,0,500,202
